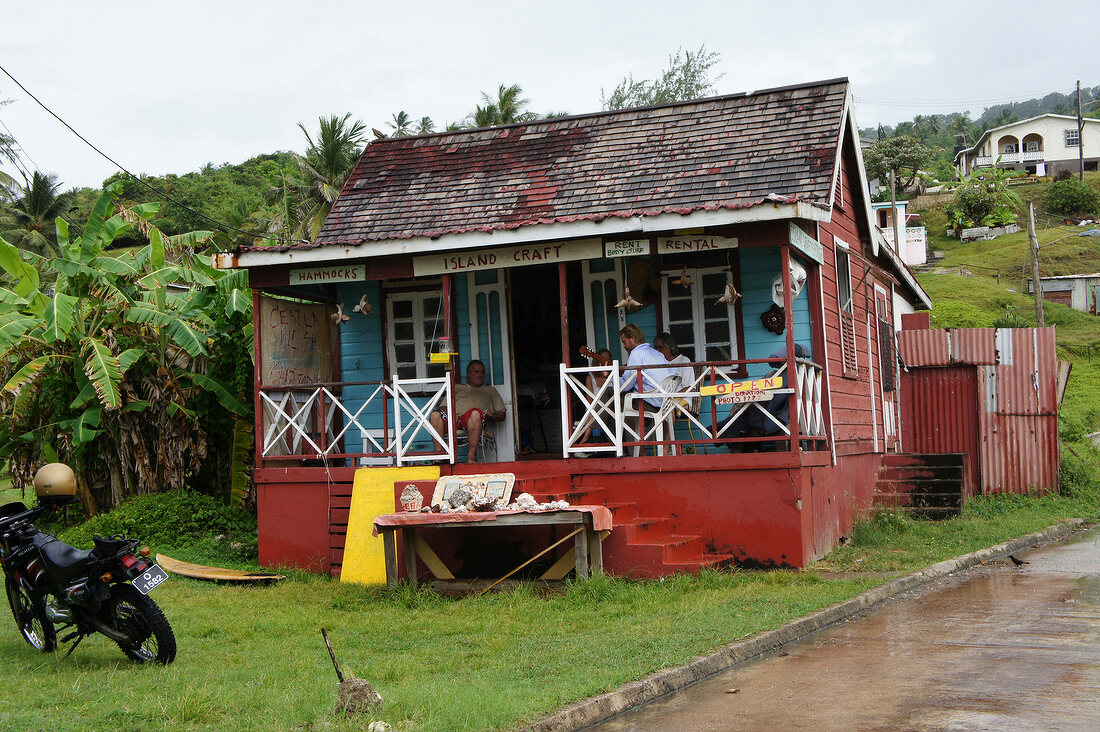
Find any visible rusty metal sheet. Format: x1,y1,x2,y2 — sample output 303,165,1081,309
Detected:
897,329,951,366
980,412,1059,494
951,328,996,364
900,366,981,491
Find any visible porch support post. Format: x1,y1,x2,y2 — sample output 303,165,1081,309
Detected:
252,290,265,469
781,244,799,453
443,274,458,456
559,262,569,365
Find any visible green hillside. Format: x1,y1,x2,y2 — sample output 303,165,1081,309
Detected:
914,171,1100,437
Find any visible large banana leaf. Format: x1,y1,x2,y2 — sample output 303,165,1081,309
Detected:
64,407,101,446
230,418,253,507
124,303,174,327
188,373,248,415
0,237,40,297
224,288,251,315
81,337,124,409
0,287,28,306
90,256,139,277
0,313,38,350
166,319,209,357
42,291,78,344
101,214,132,250
80,185,118,256
2,354,65,400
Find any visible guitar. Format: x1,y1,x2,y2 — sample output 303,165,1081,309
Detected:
579,346,613,366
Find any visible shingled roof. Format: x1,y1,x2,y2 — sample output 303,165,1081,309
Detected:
308,78,850,249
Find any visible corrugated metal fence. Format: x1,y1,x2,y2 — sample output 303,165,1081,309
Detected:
899,327,1059,495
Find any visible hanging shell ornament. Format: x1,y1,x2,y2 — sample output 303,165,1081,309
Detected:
716,283,742,307
614,286,642,310
353,293,374,315
672,267,694,288
331,303,351,325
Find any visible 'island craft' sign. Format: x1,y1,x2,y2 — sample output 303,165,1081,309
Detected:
701,376,784,405
413,238,604,276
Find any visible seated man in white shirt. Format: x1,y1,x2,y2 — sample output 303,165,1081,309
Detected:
619,324,675,409
430,360,505,463
653,332,696,392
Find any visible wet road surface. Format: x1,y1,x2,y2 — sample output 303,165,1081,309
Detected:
590,527,1100,731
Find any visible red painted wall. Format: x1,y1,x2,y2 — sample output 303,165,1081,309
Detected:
256,467,353,573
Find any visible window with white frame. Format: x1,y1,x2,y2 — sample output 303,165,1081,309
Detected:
1001,143,1018,154
1066,129,1081,147
386,291,447,380
661,266,740,368
1024,140,1040,153
835,240,858,376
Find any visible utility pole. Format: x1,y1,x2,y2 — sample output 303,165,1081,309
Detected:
1078,80,1085,182
1029,202,1045,327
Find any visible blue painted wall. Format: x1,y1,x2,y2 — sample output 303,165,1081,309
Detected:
739,248,812,377
335,280,385,455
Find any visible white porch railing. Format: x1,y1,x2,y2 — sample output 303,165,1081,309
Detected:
559,357,827,456
258,376,455,465
259,357,828,464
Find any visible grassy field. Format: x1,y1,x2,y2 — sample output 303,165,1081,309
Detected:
1,480,1097,732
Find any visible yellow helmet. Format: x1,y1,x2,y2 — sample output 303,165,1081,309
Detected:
33,463,77,498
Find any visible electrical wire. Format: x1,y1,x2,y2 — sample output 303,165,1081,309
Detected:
855,87,1080,110
0,63,290,245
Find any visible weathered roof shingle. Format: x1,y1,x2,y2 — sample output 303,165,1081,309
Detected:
309,78,849,249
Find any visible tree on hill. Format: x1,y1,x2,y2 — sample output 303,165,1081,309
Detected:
863,135,934,193
289,113,366,242
601,44,723,110
2,171,73,257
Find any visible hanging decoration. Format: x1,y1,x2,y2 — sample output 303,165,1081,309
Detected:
715,283,742,308
771,259,808,307
760,304,786,335
353,293,373,316
614,286,642,310
330,303,350,325
672,267,694,289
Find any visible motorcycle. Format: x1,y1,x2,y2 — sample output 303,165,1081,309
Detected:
0,463,176,664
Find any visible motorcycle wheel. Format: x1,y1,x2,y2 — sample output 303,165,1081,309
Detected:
106,584,176,665
4,576,56,652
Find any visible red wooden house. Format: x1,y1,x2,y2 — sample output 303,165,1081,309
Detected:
216,77,933,578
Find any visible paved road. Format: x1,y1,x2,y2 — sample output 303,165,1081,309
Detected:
590,527,1100,731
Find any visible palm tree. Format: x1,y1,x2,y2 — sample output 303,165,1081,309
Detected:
3,171,72,256
469,84,536,127
292,113,366,241
388,111,413,137
416,116,435,135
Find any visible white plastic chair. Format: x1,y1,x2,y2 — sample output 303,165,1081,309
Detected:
622,374,682,456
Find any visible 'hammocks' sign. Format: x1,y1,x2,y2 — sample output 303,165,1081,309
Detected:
289,264,366,285
413,238,604,276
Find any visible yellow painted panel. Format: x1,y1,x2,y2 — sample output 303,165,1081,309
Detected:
341,466,439,584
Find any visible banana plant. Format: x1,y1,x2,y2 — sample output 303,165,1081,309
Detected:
0,183,251,512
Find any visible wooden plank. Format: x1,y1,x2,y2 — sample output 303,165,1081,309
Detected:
413,533,455,579
539,548,577,581
156,554,285,582
574,527,589,579
382,531,398,588
590,529,606,573
402,527,418,590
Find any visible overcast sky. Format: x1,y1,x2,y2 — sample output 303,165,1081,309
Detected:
1,0,1094,190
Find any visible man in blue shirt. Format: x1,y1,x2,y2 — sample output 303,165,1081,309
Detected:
619,324,674,408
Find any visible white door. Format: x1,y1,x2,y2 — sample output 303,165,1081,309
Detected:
468,271,516,462
581,259,626,359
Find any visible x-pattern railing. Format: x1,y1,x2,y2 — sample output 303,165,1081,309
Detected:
392,376,453,465
560,363,624,457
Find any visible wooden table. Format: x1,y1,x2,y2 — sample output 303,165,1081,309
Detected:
373,507,612,590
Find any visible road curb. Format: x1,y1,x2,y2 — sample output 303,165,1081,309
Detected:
519,519,1087,732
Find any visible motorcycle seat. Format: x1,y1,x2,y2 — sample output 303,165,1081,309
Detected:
33,534,92,584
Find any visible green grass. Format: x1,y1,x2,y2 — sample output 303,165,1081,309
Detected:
3,471,1099,731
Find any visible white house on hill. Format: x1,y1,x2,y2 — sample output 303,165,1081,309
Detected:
955,114,1100,178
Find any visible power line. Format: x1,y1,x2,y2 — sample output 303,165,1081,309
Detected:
855,87,1081,111
0,63,290,245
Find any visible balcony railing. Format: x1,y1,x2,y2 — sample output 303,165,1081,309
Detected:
881,226,927,248
975,151,1043,167
258,358,829,466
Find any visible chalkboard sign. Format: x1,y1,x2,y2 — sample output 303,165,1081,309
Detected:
259,295,334,385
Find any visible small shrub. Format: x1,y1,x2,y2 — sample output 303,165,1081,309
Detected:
58,489,256,550
992,305,1028,328
1044,178,1100,216
1052,168,1074,182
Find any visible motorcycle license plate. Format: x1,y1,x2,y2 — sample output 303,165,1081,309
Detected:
132,564,169,595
